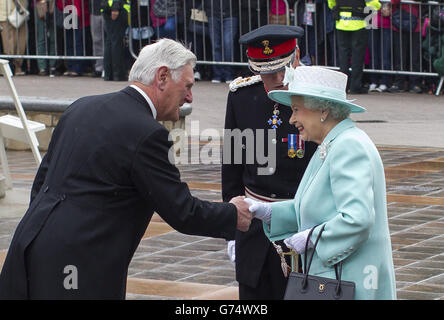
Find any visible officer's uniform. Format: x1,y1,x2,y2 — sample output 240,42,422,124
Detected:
221,25,317,299
101,0,130,81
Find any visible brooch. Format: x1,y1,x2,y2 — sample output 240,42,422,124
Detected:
319,141,330,161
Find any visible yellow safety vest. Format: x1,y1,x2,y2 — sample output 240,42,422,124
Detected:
102,0,130,13
328,0,381,31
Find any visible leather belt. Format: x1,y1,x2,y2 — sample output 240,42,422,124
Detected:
244,186,290,203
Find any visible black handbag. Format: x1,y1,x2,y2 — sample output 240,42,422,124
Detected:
392,8,418,32
284,225,356,300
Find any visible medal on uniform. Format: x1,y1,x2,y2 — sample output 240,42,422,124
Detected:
284,134,305,158
287,134,297,158
296,134,305,158
267,103,282,129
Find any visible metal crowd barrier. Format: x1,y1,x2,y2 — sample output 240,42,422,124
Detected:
0,0,442,93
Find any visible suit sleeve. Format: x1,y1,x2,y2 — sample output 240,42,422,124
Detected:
131,126,237,240
262,200,299,241
221,92,245,202
311,137,375,267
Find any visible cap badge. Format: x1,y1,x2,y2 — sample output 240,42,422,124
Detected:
262,40,274,56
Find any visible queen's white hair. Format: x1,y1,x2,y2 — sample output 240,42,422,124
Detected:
304,97,350,121
129,38,197,85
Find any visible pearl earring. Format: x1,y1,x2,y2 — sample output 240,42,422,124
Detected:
320,117,325,123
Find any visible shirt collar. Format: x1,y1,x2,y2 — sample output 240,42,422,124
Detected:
130,84,157,120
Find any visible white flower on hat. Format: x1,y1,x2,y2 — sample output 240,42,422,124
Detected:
283,66,295,87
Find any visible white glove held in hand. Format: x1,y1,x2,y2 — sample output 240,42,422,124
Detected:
227,240,236,266
284,229,314,254
244,198,272,225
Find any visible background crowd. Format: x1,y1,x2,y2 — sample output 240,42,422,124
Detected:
0,0,443,93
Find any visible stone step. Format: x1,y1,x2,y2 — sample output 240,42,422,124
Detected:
126,278,237,300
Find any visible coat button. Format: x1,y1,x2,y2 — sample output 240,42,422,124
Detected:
270,194,276,198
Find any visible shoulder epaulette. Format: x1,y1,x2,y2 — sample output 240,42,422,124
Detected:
229,75,262,92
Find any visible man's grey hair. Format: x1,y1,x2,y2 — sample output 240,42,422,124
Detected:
303,97,350,121
129,38,197,85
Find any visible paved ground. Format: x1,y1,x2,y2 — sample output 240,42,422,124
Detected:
0,75,444,300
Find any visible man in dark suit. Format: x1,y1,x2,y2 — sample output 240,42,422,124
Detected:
0,39,252,299
222,25,318,299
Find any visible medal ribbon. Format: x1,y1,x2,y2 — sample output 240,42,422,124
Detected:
297,134,302,151
288,134,296,152
296,134,305,158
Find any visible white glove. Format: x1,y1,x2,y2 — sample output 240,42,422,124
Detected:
283,229,313,254
227,240,236,266
244,198,272,225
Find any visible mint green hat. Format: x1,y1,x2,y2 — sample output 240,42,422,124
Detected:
268,66,366,113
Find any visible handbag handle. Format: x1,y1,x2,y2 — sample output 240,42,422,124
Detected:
302,224,344,297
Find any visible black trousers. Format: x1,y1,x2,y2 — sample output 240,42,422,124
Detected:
104,10,128,81
337,28,369,92
239,243,289,300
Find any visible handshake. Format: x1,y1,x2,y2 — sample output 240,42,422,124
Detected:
230,196,272,232
230,197,313,259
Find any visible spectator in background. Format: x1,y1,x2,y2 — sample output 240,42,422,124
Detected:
296,0,317,65
89,0,104,77
388,0,423,93
186,0,212,81
0,0,28,75
206,0,238,83
102,0,130,81
150,0,179,40
328,0,381,94
57,0,90,76
130,0,152,57
237,0,268,76
35,0,56,76
269,0,295,25
368,2,393,92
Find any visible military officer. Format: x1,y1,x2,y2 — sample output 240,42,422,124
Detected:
222,24,318,300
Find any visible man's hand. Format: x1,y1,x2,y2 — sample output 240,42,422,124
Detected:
230,196,252,232
111,10,119,20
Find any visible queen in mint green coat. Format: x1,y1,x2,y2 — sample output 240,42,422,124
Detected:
263,66,396,300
